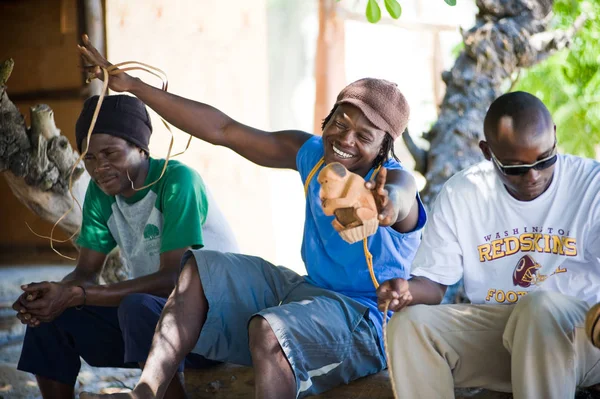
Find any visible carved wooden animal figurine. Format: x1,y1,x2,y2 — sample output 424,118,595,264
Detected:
317,162,379,243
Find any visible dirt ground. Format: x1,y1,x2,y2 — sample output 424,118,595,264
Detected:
0,266,140,399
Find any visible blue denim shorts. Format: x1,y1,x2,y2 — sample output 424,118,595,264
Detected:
182,249,386,398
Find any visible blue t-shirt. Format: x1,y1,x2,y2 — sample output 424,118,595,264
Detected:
297,135,427,341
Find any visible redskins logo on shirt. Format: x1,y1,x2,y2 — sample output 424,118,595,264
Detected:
512,255,547,288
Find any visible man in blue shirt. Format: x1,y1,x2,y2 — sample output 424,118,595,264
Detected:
79,36,426,399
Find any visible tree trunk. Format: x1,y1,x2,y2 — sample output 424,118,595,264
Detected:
401,0,585,304
406,0,584,207
0,59,127,283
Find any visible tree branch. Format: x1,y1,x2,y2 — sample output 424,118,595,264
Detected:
401,129,428,175
0,59,14,87
526,13,588,66
1,59,129,283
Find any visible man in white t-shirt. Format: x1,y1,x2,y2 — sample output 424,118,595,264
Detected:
377,91,600,399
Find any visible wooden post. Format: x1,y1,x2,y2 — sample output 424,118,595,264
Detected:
432,30,444,115
79,0,106,96
313,0,345,135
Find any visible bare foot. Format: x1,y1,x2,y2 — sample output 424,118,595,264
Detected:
80,392,135,399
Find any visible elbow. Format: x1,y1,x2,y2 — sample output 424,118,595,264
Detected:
434,284,447,304
396,201,414,223
390,181,418,222
422,277,446,305
216,119,238,147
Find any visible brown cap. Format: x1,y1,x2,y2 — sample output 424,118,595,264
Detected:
335,78,409,140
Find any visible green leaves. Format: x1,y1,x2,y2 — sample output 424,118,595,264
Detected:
362,0,452,23
384,0,402,19
366,0,401,22
515,0,600,157
366,0,382,23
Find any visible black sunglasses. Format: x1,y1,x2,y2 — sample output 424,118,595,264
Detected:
489,146,558,176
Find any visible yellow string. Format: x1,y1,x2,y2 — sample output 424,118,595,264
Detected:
304,158,324,196
363,237,378,289
29,59,192,259
306,158,397,399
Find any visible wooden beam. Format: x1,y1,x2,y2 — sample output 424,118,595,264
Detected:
313,0,346,135
432,31,444,114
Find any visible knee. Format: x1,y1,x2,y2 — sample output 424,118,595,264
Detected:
388,304,436,336
179,256,201,288
516,290,563,309
510,291,586,332
514,291,572,318
117,293,159,326
248,316,281,358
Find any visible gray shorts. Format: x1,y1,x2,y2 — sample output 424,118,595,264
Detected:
181,249,386,398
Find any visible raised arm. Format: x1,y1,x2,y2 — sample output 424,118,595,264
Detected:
78,35,312,170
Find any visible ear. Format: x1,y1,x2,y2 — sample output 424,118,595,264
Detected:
479,140,491,161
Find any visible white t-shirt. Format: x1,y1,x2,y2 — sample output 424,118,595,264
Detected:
411,154,600,305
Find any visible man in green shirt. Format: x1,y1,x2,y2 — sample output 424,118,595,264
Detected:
13,95,239,399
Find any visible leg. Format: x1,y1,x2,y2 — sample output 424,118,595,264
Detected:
81,249,304,399
81,257,208,399
138,362,186,399
18,306,129,399
35,375,74,399
248,316,296,399
134,257,208,398
118,294,191,399
255,284,385,398
386,303,514,399
503,291,600,399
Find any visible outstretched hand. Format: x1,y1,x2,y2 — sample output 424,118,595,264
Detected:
77,34,135,93
365,168,400,227
376,278,412,312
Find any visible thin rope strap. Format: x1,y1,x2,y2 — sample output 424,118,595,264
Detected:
362,163,397,398
363,235,397,398
29,59,192,259
304,157,324,195
304,159,397,398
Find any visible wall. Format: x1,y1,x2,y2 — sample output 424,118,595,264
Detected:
0,0,83,263
0,0,478,271
105,0,281,265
